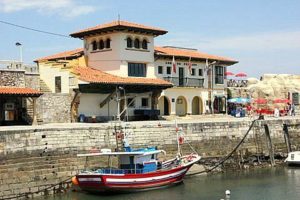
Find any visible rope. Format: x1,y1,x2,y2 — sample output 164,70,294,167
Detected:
186,119,258,176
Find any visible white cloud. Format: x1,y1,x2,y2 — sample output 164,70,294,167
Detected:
0,0,96,18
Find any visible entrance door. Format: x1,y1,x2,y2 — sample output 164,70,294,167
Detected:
164,97,169,115
179,67,185,86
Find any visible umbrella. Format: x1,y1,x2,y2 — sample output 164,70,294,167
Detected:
235,72,247,77
225,71,235,76
253,98,268,104
228,97,251,104
273,98,290,103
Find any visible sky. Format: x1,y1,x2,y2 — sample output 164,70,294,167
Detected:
0,0,299,78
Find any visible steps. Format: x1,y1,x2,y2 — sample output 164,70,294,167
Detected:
40,79,51,93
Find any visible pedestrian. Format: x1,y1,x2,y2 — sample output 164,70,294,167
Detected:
287,103,292,116
246,103,252,118
291,103,296,116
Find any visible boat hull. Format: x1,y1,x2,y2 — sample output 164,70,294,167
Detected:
76,165,191,193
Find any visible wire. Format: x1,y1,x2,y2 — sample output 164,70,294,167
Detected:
0,20,73,39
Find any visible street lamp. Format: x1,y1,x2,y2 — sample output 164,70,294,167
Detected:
206,61,217,114
15,42,23,63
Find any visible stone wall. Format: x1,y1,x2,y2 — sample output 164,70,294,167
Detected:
24,73,40,90
0,70,25,87
36,93,72,124
0,118,300,198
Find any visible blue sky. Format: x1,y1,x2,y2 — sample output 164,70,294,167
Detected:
0,0,299,78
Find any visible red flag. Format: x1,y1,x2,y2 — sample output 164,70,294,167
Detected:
172,56,176,73
188,56,192,75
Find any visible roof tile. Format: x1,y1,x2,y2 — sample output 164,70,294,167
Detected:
0,87,43,95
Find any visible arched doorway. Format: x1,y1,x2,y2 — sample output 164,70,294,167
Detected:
158,96,170,116
176,96,187,116
192,96,203,115
213,96,226,114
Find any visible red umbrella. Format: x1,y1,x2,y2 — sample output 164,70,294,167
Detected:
253,98,268,104
273,98,290,103
225,71,235,76
235,72,247,77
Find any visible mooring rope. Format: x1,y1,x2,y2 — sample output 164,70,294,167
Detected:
186,119,258,176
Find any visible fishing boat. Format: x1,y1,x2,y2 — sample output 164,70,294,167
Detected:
285,151,300,166
72,124,201,193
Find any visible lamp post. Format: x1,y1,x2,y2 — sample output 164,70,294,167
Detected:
206,61,216,114
15,42,23,63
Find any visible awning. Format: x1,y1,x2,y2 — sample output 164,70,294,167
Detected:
0,87,43,97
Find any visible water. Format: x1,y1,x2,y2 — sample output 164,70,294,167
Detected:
36,166,300,200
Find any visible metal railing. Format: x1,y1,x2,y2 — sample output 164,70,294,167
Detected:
227,79,248,87
163,77,204,87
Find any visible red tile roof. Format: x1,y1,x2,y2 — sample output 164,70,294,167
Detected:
34,48,84,62
70,20,167,38
154,46,238,64
0,87,43,96
73,66,172,87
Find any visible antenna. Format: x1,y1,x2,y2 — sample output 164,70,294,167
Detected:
118,14,120,25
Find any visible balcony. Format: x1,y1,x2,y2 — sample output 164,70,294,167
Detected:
163,77,204,87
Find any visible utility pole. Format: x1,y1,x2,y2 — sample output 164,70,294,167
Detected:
15,42,22,63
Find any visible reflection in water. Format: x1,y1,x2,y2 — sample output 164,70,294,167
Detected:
35,167,300,200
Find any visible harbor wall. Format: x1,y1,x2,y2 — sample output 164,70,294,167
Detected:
0,117,300,198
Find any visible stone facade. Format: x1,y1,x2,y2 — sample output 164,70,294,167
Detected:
36,93,72,123
0,70,25,87
0,118,300,198
24,73,40,90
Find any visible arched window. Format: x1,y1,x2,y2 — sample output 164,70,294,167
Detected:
92,41,97,51
99,40,104,50
142,39,148,49
134,38,140,49
106,38,111,49
127,37,132,48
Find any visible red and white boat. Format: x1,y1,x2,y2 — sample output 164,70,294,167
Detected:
72,124,201,193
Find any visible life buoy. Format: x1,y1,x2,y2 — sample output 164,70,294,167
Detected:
71,176,78,185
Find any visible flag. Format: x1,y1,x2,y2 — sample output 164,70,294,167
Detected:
188,56,192,75
172,56,176,73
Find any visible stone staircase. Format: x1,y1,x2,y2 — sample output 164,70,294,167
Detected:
40,79,51,93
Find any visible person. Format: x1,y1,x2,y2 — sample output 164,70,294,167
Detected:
291,103,296,116
246,103,252,117
287,103,292,116
274,107,279,118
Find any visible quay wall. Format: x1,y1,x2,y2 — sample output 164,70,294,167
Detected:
0,118,300,198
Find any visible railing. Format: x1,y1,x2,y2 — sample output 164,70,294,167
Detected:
0,60,39,73
227,79,248,87
163,77,204,87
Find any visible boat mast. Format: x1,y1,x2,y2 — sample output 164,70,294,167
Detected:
175,119,181,156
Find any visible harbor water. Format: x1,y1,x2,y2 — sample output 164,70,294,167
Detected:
35,166,300,200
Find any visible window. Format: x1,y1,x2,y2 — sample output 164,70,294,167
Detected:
55,76,61,93
166,66,171,75
141,98,149,107
99,40,104,49
158,66,163,74
134,39,140,49
215,66,224,84
128,63,146,77
191,68,195,76
142,39,148,49
292,93,299,105
198,69,203,76
127,37,132,48
106,39,111,48
127,98,135,107
92,41,97,51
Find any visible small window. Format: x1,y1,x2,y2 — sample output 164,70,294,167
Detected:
92,41,97,51
99,40,104,50
127,98,135,107
142,39,148,49
134,38,140,49
127,37,132,48
198,69,203,76
141,98,149,107
106,39,111,49
55,76,61,93
215,66,224,84
158,66,163,74
191,68,195,76
167,66,171,75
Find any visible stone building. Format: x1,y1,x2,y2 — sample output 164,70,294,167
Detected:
0,60,42,125
35,20,237,122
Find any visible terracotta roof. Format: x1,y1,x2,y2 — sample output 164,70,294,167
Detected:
73,66,173,87
70,20,167,38
154,46,238,64
0,87,43,96
34,48,84,62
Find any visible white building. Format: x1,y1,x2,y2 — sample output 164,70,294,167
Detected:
36,20,237,122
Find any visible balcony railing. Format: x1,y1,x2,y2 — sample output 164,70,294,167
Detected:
227,79,248,87
163,77,204,87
